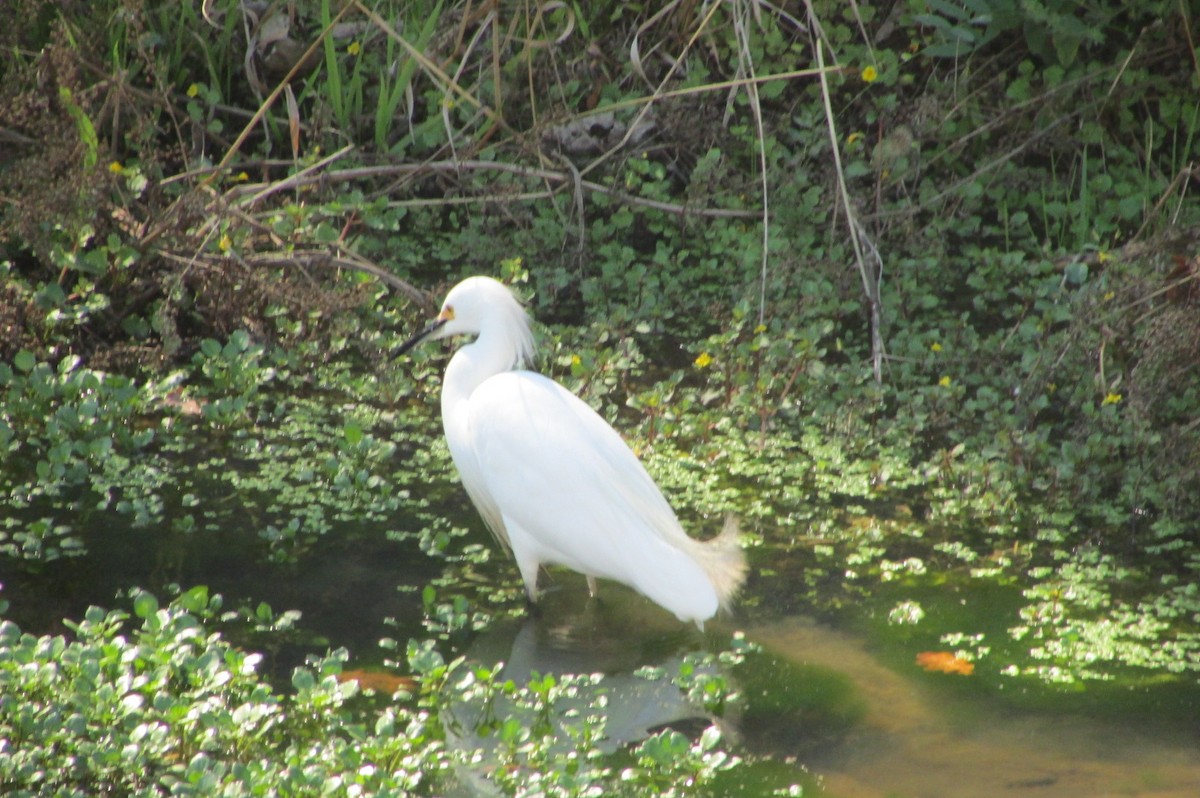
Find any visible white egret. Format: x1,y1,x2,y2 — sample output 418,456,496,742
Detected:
397,276,746,626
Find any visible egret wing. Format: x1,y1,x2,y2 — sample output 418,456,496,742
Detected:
465,370,718,621
444,422,512,553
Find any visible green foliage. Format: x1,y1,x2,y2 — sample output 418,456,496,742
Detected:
426,637,750,797
0,591,757,797
56,87,99,169
193,330,276,427
3,1,1200,793
0,353,154,533
0,335,455,565
0,590,447,796
911,0,1173,66
1008,549,1200,682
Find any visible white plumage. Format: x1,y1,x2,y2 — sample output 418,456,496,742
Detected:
398,276,746,626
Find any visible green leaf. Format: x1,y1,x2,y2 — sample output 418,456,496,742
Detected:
58,87,99,169
292,668,316,692
132,590,159,619
1117,194,1143,220
313,221,341,243
178,586,211,614
13,350,37,372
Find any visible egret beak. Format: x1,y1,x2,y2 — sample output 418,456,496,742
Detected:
395,317,448,358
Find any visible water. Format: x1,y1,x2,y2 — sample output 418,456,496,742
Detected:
748,616,1200,797
1,506,434,678
434,582,1200,797
4,451,1200,796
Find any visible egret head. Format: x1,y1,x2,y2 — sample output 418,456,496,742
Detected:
396,276,535,368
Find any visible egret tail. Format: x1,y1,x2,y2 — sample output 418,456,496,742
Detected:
690,515,747,612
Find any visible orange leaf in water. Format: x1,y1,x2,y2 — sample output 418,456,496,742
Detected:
337,669,417,694
915,651,974,675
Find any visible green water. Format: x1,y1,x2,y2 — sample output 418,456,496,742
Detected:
10,516,1199,797
3,413,1199,798
747,615,1200,797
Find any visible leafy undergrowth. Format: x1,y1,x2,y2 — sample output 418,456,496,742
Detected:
3,282,1198,690
2,0,1200,795
2,322,1197,796
0,587,768,797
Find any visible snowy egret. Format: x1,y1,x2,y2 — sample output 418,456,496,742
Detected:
397,276,746,626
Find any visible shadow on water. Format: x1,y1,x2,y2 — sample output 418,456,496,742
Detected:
441,591,720,796
1,501,439,678
461,581,705,676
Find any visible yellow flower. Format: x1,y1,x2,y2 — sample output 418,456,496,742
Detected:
187,83,200,98
1102,392,1122,406
218,233,232,253
108,161,124,174
753,324,767,334
847,131,864,146
1103,291,1115,301
235,171,250,182
347,41,361,56
1097,250,1111,263
938,375,951,388
930,342,942,352
694,352,713,369
570,354,582,367
861,65,878,83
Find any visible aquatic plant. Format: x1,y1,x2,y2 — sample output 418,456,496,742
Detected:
0,589,756,797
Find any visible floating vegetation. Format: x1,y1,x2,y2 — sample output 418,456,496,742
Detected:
3,0,1200,793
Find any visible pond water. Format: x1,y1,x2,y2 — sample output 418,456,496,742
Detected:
748,616,1200,798
9,512,1200,798
2,506,433,678
4,410,1200,797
